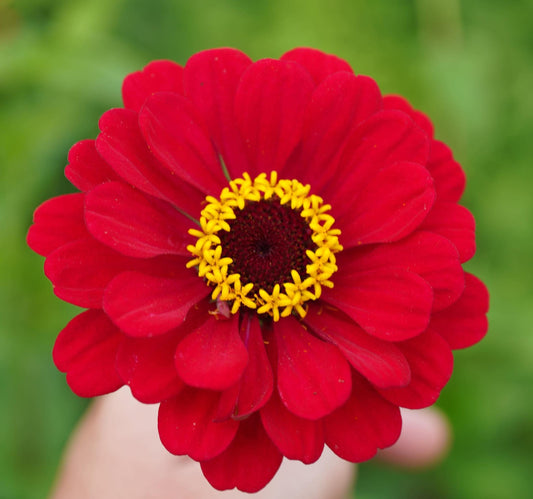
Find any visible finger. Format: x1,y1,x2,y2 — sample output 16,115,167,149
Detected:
252,448,356,499
50,388,355,499
377,407,452,468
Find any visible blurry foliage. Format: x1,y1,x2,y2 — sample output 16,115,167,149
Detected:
1,0,532,497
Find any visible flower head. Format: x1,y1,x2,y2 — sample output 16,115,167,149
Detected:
27,48,489,492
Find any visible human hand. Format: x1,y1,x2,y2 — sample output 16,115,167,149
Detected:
49,388,450,499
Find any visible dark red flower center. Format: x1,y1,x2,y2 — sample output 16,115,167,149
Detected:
219,198,317,293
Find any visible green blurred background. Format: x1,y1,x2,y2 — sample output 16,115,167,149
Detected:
1,0,531,497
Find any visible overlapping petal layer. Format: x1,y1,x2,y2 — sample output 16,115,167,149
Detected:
305,306,411,388
281,72,382,188
85,181,192,258
122,59,185,112
104,270,208,337
216,315,273,419
27,194,87,257
96,108,205,216
200,415,283,493
158,388,239,461
234,58,315,177
139,92,227,195
183,48,252,178
275,317,352,420
53,310,123,397
325,374,402,462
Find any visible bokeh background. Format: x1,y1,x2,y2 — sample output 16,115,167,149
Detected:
1,0,532,497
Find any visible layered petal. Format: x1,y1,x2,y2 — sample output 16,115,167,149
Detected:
324,374,402,462
234,58,314,176
281,47,353,84
385,97,466,203
383,94,434,138
116,330,185,403
331,109,430,210
44,237,138,308
184,48,252,177
158,388,239,461
261,391,324,464
431,273,489,349
64,139,119,191
284,72,382,188
305,305,411,388
274,317,351,419
339,161,436,246
53,310,123,397
139,92,226,195
349,231,465,311
420,202,476,262
379,329,454,409
201,415,282,493
104,269,208,337
216,314,273,419
175,314,248,391
96,108,204,216
27,193,87,257
426,140,466,203
323,265,433,341
122,60,184,112
85,181,191,258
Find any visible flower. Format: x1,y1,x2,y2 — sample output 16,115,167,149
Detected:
27,48,489,492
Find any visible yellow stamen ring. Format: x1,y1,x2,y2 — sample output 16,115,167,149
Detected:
186,172,343,321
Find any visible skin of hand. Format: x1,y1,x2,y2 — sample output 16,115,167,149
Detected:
49,388,451,499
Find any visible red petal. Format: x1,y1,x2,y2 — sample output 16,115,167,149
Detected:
421,202,476,262
122,60,184,112
27,193,87,257
431,273,489,349
85,181,191,258
274,317,351,420
379,329,454,409
116,331,185,404
339,161,436,246
96,108,204,217
216,314,273,419
325,374,402,462
427,140,466,203
333,110,430,210
65,139,119,191
44,237,137,308
261,391,324,463
116,298,213,402
383,95,434,137
138,92,226,195
305,305,411,388
201,415,282,493
350,231,465,311
281,47,353,84
158,388,239,461
184,48,252,177
104,270,208,337
284,72,382,188
324,266,433,341
53,310,123,397
175,314,248,391
234,58,314,176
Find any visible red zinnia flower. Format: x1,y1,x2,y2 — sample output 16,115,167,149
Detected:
27,48,489,492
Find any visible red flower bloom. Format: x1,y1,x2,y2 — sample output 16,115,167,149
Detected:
27,48,489,492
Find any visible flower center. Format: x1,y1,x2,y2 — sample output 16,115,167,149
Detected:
218,198,315,294
187,172,342,321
